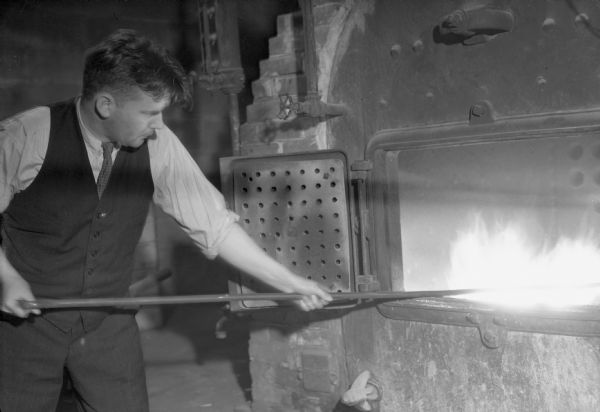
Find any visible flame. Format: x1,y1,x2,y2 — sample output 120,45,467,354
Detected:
447,215,600,308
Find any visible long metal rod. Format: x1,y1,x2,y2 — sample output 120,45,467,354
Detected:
20,283,600,310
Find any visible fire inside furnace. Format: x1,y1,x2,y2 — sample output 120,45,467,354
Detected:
446,215,600,308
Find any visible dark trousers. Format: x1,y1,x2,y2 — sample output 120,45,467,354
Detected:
0,311,148,412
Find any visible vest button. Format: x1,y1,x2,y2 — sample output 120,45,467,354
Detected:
86,268,94,276
92,231,100,239
97,212,108,219
90,250,98,257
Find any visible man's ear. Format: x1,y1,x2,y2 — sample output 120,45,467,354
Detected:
95,93,115,119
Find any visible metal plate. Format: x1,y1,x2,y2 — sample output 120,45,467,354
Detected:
221,151,353,308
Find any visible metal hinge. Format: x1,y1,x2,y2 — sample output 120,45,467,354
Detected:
466,312,508,349
350,160,379,292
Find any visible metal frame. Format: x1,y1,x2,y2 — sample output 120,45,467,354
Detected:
365,108,600,338
220,150,355,310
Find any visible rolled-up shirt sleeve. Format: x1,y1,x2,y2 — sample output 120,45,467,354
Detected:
149,127,238,259
0,107,50,213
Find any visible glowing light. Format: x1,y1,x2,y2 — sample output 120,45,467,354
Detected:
446,215,600,308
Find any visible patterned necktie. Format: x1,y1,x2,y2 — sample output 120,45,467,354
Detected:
97,142,114,197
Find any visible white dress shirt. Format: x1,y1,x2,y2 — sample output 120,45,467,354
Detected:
0,101,238,258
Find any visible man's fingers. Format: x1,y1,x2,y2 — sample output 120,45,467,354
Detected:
297,294,329,311
1,301,39,318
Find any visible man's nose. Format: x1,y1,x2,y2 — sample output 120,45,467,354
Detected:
150,115,164,130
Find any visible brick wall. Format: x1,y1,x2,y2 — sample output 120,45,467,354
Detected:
237,3,352,411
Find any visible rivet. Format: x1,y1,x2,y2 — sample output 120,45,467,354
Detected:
536,75,547,86
412,39,424,53
575,13,589,25
389,44,402,58
471,104,486,117
483,331,497,346
542,17,556,30
569,144,584,161
570,170,585,187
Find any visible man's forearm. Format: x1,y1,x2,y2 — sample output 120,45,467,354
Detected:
0,247,40,316
0,247,20,283
215,223,332,311
216,223,300,292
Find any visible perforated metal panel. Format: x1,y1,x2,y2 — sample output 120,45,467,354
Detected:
221,151,353,308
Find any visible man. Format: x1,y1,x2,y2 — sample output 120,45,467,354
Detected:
0,29,331,412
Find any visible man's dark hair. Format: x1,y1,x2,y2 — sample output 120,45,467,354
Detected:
82,29,192,107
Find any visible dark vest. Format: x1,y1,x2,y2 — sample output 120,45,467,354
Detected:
1,100,154,330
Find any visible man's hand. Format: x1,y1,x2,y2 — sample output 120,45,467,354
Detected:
216,224,333,312
287,276,332,311
1,272,40,318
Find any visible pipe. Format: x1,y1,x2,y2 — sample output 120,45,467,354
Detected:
20,283,600,310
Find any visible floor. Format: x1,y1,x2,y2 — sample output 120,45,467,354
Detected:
142,304,252,412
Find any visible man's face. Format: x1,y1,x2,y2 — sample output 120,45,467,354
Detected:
106,88,170,148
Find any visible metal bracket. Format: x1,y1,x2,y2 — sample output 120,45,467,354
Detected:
278,93,347,121
438,6,514,46
195,67,245,94
350,160,377,292
466,312,507,349
469,100,495,125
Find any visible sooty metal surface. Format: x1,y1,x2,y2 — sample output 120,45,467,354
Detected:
227,151,353,308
